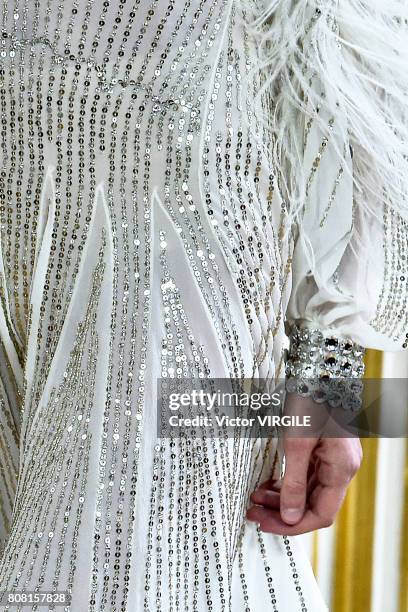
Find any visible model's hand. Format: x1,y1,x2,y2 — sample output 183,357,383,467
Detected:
246,394,363,535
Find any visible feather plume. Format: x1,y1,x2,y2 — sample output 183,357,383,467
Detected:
241,0,408,223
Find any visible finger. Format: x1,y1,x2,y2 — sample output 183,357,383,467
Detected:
314,438,362,487
246,505,331,536
280,439,314,525
306,441,361,521
256,478,281,492
249,489,280,509
306,472,319,498
307,457,317,482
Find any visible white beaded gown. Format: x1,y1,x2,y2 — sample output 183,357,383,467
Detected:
0,1,407,611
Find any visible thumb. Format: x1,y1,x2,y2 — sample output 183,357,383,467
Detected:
280,439,313,525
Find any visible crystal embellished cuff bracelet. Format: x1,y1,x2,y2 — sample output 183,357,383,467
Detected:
284,324,367,411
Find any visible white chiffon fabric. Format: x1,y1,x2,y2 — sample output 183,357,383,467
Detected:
286,105,405,350
257,1,408,352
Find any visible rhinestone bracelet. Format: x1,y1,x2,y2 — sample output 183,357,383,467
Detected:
284,324,366,411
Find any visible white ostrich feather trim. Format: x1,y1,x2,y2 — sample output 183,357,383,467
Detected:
242,0,408,222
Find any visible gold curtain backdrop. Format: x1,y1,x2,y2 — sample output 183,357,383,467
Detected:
303,350,408,612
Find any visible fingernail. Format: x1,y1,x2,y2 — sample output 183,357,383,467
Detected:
282,508,302,523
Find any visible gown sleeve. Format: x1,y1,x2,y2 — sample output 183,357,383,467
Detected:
285,98,408,354
256,0,408,361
